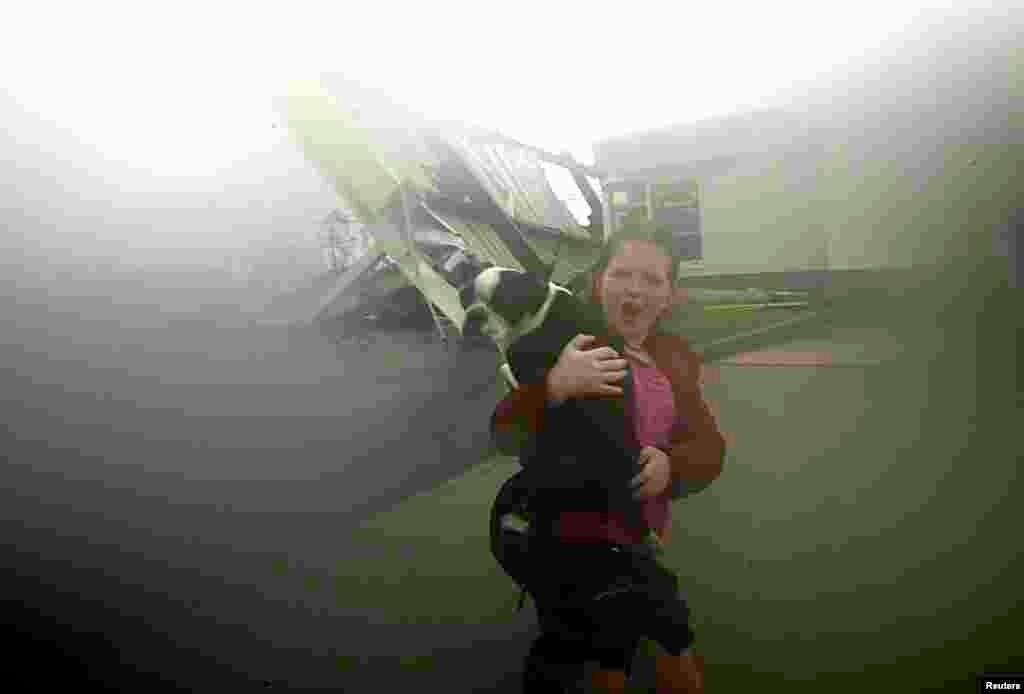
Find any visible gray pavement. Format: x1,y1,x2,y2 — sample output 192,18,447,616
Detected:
2,283,510,690
3,276,1019,691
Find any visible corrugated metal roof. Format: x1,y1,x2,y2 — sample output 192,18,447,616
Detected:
287,78,609,326
451,137,584,234
299,79,595,240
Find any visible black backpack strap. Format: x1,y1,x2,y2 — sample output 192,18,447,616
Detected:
491,464,570,611
490,470,540,593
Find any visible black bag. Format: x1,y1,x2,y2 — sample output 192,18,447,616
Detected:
489,468,681,607
489,469,536,594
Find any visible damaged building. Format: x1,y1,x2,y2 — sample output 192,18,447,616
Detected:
283,77,607,342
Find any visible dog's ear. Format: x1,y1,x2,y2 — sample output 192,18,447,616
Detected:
490,272,549,326
459,264,503,310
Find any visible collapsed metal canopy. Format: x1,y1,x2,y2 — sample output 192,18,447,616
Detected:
283,78,606,333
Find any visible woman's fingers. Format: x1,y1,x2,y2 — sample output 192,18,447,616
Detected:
556,335,632,398
604,369,628,383
572,334,596,349
587,346,620,360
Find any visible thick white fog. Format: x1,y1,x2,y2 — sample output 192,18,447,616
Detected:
0,4,1019,690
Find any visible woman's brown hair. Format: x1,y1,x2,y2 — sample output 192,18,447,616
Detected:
571,219,681,300
590,219,681,289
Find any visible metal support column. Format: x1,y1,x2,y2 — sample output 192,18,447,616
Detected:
400,183,449,344
601,176,615,240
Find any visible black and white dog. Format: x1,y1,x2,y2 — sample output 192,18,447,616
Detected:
461,267,659,551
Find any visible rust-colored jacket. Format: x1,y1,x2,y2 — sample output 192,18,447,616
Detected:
489,332,726,502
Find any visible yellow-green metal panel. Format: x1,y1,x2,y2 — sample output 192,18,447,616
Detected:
444,218,524,271
284,80,433,223
373,238,465,332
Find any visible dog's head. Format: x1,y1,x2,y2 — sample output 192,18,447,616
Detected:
460,267,552,350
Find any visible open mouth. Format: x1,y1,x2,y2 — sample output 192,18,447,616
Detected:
621,301,644,321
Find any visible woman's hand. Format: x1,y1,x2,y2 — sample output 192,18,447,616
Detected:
546,334,629,406
631,446,672,499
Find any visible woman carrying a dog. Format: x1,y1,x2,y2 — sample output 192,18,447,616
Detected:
490,223,725,693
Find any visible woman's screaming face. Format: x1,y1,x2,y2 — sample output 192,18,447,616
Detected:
597,240,674,344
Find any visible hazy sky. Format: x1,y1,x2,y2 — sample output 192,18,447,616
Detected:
2,0,984,192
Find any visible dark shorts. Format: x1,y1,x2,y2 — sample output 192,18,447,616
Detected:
523,539,695,671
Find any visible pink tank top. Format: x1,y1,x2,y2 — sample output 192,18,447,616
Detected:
555,363,677,545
